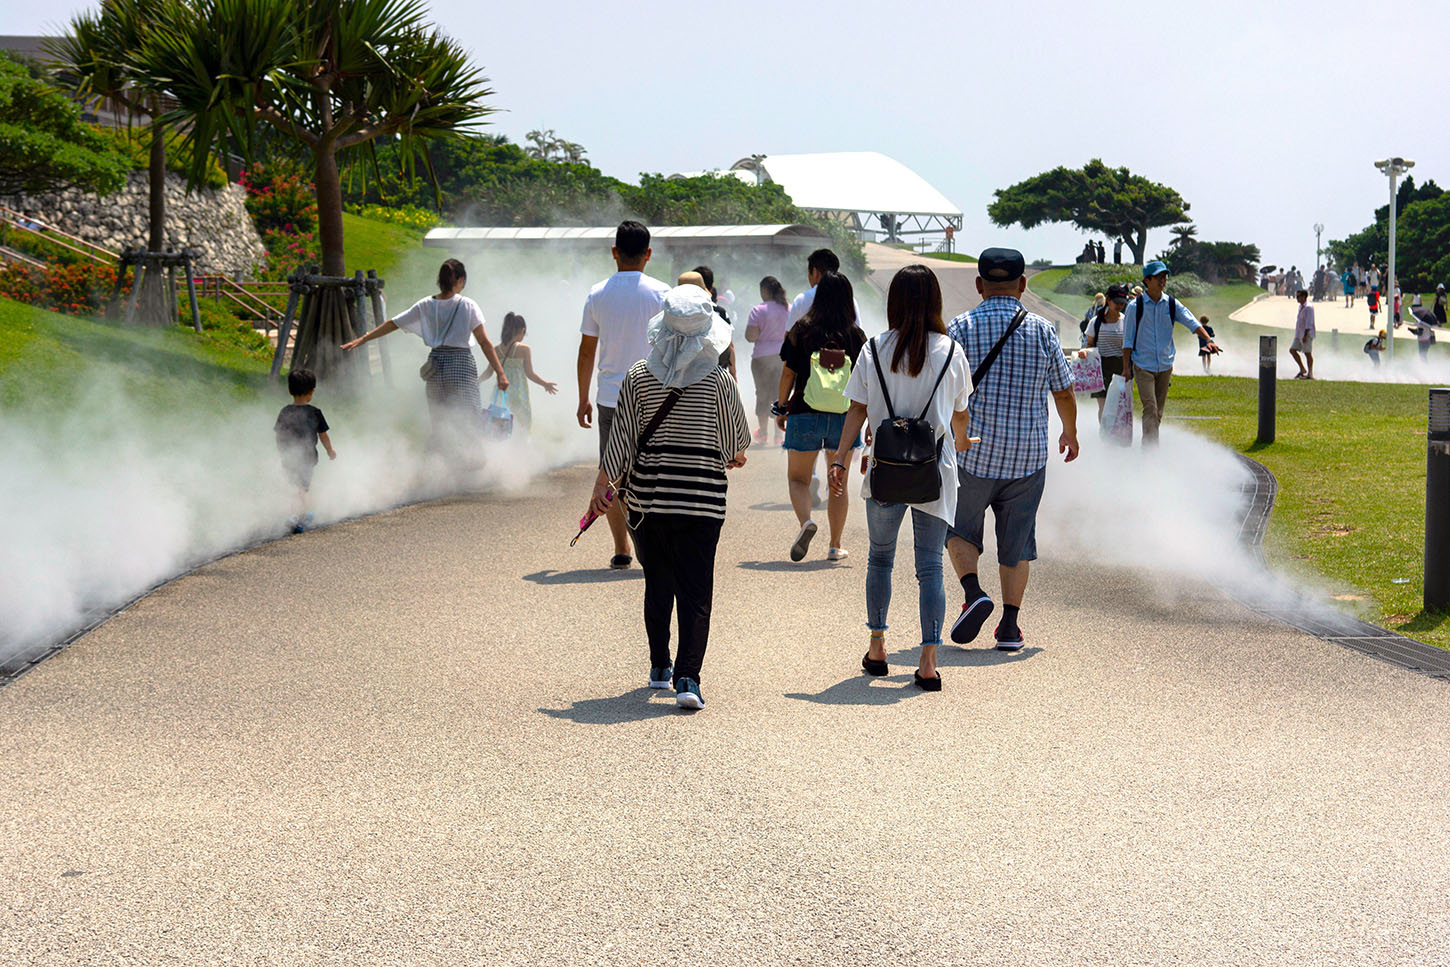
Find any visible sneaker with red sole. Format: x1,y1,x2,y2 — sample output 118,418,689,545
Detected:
993,625,1025,652
950,595,994,644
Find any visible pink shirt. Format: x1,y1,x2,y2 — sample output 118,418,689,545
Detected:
747,301,790,358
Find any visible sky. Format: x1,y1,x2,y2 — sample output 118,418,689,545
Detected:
10,0,1448,271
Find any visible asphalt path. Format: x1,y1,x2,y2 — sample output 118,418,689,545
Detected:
3,443,1450,964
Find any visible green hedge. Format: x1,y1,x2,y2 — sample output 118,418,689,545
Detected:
1054,263,1211,298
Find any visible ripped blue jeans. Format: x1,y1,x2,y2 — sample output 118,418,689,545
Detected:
864,499,948,646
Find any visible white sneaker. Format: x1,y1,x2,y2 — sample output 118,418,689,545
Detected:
790,520,818,562
827,547,849,562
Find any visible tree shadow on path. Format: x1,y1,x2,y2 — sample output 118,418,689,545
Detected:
539,687,685,724
522,569,644,585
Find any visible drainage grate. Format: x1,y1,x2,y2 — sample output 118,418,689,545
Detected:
1233,454,1450,681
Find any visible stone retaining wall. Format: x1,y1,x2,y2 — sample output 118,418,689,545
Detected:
15,172,267,278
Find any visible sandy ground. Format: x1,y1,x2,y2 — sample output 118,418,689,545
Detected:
3,445,1449,965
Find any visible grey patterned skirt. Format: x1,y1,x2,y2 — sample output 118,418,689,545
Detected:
425,346,482,419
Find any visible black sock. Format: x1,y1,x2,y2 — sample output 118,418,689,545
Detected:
999,605,1021,638
960,572,983,600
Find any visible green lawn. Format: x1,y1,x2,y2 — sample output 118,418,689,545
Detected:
1168,376,1446,649
0,298,272,414
922,252,977,263
1030,274,1448,647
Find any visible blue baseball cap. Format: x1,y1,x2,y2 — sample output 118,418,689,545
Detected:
1143,260,1169,278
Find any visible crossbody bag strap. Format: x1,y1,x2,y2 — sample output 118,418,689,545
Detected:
637,387,684,452
915,340,956,421
971,307,1029,389
868,337,898,420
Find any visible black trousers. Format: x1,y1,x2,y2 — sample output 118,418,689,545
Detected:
630,514,723,685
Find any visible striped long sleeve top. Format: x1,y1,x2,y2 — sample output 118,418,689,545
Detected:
601,360,752,521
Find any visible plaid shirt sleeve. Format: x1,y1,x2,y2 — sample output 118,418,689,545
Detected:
1044,324,1072,392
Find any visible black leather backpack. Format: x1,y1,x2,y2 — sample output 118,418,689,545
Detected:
868,337,956,504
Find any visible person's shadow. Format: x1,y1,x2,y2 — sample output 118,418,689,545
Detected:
522,569,643,585
539,687,687,724
785,646,1041,706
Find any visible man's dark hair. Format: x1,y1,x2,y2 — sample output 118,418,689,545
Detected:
287,369,317,396
1297,289,1308,298
615,220,650,259
691,265,715,290
807,248,840,275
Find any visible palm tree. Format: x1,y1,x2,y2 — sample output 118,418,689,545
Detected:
49,0,174,324
143,0,493,278
139,0,493,376
1168,222,1198,249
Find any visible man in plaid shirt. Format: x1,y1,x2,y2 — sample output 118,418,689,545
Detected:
945,247,1079,652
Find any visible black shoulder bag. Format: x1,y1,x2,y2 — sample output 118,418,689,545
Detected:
616,387,684,528
868,337,957,505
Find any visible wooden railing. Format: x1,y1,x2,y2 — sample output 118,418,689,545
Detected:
0,205,115,265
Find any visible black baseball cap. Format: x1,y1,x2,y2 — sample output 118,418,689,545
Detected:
978,247,1025,283
1106,283,1131,301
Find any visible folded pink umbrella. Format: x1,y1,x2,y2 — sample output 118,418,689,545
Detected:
571,486,615,546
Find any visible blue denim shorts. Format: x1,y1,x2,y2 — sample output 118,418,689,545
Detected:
783,411,860,453
946,466,1047,566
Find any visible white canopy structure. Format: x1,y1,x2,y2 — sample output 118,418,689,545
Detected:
671,152,963,243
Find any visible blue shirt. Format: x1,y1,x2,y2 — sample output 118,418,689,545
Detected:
1122,293,1201,372
947,296,1072,480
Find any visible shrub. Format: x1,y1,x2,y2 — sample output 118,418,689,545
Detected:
0,260,123,314
240,162,317,235
346,202,441,235
1053,263,1211,298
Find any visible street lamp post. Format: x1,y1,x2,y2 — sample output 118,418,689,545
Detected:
1375,157,1415,362
1313,223,1324,301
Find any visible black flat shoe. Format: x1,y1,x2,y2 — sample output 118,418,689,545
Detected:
609,554,632,569
913,670,942,692
861,653,888,676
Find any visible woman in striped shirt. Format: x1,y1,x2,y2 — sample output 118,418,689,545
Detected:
589,284,752,710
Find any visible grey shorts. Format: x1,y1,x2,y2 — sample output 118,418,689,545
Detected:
1290,335,1314,353
946,466,1047,567
598,404,616,462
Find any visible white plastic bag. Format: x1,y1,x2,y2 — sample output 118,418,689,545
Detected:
1102,374,1133,445
1068,352,1104,394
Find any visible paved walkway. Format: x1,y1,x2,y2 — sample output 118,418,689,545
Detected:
1231,290,1427,344
3,447,1450,964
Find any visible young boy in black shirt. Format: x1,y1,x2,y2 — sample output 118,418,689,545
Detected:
274,369,336,532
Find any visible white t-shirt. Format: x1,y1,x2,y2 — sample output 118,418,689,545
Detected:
580,270,671,408
786,285,864,327
393,294,484,349
844,330,973,525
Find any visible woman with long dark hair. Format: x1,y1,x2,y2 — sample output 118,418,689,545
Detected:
827,265,973,690
775,271,867,563
745,275,791,444
342,258,509,439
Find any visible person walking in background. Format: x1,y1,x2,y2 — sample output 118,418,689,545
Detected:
775,271,868,563
1368,286,1381,330
341,259,508,447
1080,283,1128,421
691,264,737,377
1342,264,1357,308
827,265,973,690
945,248,1079,654
576,221,671,570
1121,260,1220,446
746,275,791,444
1080,292,1105,344
1364,329,1386,366
1096,240,1106,263
480,312,558,434
1290,290,1316,379
274,368,337,534
589,284,750,710
1368,263,1381,294
1434,284,1447,327
1197,315,1217,374
1411,314,1436,359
